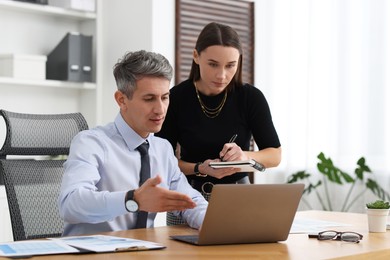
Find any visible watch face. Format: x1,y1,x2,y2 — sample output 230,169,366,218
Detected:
125,200,139,212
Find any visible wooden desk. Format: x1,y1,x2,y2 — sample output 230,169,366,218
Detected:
4,211,390,259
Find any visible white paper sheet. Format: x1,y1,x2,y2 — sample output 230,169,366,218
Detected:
0,240,79,257
290,218,351,234
52,235,165,252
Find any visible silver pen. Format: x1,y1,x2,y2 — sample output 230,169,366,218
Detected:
228,134,238,143
220,134,238,161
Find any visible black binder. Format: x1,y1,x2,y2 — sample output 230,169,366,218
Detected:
46,32,92,82
12,0,48,4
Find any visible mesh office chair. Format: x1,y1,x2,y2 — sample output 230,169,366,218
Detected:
0,109,88,241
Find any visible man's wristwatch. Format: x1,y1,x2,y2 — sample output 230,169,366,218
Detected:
194,162,207,177
125,190,139,213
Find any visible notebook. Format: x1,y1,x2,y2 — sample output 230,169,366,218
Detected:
170,183,304,246
209,159,265,172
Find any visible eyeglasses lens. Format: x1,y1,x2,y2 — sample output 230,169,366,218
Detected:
340,233,361,242
318,231,338,240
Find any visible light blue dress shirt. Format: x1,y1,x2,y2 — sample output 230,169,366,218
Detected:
58,113,207,236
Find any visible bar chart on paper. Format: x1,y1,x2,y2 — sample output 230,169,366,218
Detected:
0,240,78,257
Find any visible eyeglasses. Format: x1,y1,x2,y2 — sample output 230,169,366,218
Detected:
317,230,363,243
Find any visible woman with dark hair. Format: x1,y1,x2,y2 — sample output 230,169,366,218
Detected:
156,22,281,224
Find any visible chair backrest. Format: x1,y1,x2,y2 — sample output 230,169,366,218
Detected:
0,109,88,241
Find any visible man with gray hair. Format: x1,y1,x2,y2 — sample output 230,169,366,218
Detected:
58,50,207,236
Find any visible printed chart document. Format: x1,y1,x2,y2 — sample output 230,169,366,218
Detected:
52,235,166,252
209,159,265,172
0,240,79,258
0,235,165,257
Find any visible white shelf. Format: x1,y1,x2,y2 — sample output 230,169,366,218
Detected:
0,0,101,127
0,0,96,20
0,77,96,90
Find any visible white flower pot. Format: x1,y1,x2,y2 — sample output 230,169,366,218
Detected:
366,208,390,233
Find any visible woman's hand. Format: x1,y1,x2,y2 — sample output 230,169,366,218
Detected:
198,159,239,179
219,143,249,162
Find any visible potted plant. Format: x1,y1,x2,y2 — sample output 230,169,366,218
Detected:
366,200,390,232
287,152,390,212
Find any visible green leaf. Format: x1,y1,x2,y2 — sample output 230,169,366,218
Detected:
366,179,390,201
287,171,321,196
355,157,371,180
316,153,353,184
306,181,322,193
366,199,390,209
340,171,354,183
287,171,311,183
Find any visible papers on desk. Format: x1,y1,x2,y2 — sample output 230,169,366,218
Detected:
0,235,165,258
52,235,165,252
290,218,351,234
0,240,78,257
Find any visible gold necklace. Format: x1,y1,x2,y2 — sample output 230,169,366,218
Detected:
194,82,227,118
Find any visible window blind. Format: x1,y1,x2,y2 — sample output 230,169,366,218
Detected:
175,0,254,85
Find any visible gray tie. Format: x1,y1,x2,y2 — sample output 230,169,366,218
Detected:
135,142,150,228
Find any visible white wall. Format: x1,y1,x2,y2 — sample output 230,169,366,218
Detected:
99,0,175,125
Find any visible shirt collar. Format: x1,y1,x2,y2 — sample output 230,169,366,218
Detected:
114,113,152,151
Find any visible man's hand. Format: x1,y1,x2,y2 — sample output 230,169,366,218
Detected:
133,175,196,212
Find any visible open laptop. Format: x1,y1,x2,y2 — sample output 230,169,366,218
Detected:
170,183,304,245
